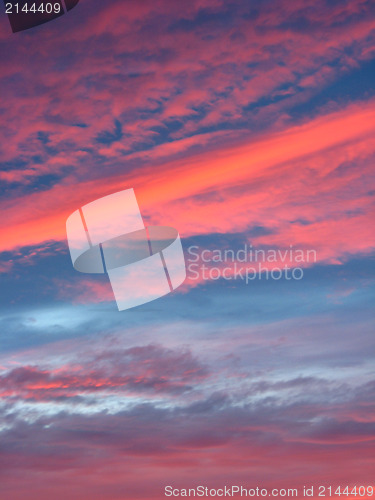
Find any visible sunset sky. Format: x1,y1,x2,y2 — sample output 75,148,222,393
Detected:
0,0,375,499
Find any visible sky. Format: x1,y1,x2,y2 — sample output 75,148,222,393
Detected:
0,0,375,499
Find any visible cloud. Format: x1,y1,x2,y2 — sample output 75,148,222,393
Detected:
0,377,374,499
0,1,374,498
1,100,374,276
1,0,374,280
0,344,209,402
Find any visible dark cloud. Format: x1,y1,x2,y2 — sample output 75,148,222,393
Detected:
0,344,209,401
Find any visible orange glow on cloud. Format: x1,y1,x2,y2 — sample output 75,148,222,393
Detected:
1,101,374,266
